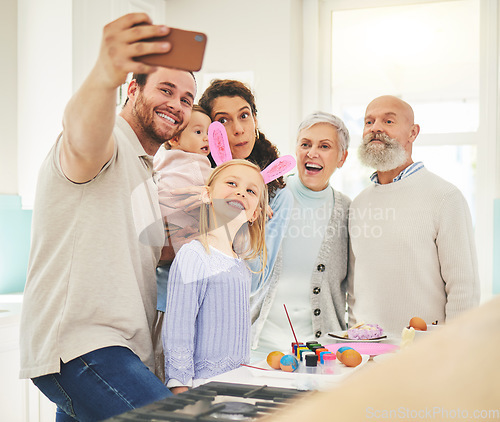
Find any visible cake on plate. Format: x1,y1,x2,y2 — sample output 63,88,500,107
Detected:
347,323,384,340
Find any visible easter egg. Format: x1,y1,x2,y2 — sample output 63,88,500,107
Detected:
409,317,427,331
336,346,353,361
340,349,362,367
266,351,285,369
280,354,299,372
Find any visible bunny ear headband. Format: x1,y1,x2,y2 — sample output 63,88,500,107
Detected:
208,121,296,184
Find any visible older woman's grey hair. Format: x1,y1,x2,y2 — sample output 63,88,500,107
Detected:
297,111,350,156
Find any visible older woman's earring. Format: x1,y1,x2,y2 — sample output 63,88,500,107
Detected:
248,220,254,226
255,129,260,140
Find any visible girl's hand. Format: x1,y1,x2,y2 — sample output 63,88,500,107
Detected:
170,185,207,212
170,386,189,395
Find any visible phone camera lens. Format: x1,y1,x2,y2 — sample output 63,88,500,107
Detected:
195,35,204,42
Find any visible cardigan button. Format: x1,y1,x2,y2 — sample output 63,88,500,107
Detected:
314,308,321,316
317,264,325,272
313,287,321,294
315,330,322,338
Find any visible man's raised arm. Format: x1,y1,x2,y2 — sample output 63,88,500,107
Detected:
60,13,171,182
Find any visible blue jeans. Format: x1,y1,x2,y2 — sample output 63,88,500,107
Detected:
32,346,172,422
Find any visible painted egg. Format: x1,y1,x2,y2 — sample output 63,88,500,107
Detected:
409,317,427,331
266,351,285,369
340,349,362,367
336,346,353,361
280,354,299,372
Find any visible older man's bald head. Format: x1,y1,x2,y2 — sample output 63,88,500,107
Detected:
365,95,415,125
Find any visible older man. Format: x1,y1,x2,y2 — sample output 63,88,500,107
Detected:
347,95,480,335
20,13,196,421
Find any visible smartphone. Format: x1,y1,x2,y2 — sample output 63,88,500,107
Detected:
137,27,207,72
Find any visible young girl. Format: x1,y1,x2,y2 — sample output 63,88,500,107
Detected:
162,122,295,393
162,159,268,394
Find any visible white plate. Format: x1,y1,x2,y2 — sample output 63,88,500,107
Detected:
328,330,387,343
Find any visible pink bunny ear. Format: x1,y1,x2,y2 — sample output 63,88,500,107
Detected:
261,155,296,184
208,121,232,165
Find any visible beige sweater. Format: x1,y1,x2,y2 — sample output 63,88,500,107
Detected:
347,168,480,335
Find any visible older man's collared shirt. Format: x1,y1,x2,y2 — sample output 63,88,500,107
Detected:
370,161,425,184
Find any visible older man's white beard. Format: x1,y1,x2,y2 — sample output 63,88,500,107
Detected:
358,133,408,172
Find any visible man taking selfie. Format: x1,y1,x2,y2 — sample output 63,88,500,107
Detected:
19,13,196,421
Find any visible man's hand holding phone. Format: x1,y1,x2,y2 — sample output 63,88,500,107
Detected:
94,13,173,89
94,13,207,90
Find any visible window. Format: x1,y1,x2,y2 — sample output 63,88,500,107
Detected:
308,0,498,299
328,0,479,213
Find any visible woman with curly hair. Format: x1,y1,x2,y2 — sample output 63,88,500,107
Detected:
197,80,294,291
158,79,293,278
198,79,285,199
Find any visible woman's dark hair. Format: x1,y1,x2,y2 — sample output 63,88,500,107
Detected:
199,79,285,198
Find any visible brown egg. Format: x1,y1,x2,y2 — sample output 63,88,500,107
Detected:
266,351,285,369
409,317,427,331
340,349,362,367
336,346,353,362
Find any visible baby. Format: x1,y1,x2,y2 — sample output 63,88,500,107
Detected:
154,105,212,246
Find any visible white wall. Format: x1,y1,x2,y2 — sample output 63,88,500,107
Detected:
163,0,302,157
17,0,73,208
72,0,167,93
0,0,18,195
14,0,167,208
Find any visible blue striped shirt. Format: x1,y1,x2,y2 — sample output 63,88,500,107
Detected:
370,161,425,184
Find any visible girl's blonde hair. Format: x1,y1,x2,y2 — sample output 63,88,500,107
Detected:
199,159,268,271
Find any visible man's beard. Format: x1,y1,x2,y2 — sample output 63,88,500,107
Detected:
358,133,408,172
131,93,184,146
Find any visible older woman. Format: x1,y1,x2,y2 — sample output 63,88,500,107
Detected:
251,111,351,353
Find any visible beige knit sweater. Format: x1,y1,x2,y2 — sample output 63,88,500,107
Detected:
347,168,480,335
